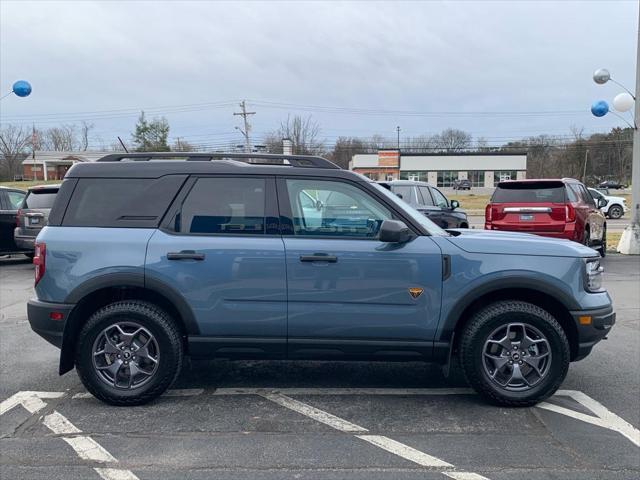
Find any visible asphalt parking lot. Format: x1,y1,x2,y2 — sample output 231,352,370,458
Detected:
1,254,639,480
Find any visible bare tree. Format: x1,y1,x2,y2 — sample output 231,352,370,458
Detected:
328,137,366,169
79,121,94,151
0,125,31,180
433,128,472,152
172,138,195,152
264,115,324,155
406,134,438,152
44,124,78,151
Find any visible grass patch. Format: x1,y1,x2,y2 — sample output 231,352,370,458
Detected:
607,232,622,252
0,180,61,190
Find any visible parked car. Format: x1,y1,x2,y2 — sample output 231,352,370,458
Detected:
598,180,627,190
452,179,471,190
588,187,628,220
0,186,28,256
28,153,614,408
485,178,607,256
377,180,469,228
14,184,60,253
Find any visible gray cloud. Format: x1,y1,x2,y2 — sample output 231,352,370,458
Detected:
1,0,637,149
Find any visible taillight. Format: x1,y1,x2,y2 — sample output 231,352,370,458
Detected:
565,203,576,222
485,204,493,222
34,242,46,286
15,209,22,228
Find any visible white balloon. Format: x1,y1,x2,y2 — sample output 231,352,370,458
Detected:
612,92,634,112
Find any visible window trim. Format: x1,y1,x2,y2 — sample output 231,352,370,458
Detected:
276,176,423,240
159,174,280,237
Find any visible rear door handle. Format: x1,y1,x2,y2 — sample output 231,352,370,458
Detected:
300,253,338,263
167,250,205,261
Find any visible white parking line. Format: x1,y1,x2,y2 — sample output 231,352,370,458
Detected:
541,389,640,447
1,392,139,480
260,392,490,479
262,392,368,432
355,435,454,468
72,388,204,399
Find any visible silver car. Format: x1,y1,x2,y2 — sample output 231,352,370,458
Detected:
14,184,60,253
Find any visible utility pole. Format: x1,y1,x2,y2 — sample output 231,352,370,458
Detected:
234,100,256,153
396,126,401,150
582,148,589,183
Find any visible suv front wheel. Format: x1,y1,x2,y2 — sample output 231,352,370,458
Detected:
75,300,183,406
459,300,570,407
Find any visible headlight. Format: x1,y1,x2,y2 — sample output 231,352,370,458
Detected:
584,258,604,292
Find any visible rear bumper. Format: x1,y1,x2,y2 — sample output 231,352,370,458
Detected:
570,304,616,361
14,233,36,250
485,223,577,241
27,298,75,348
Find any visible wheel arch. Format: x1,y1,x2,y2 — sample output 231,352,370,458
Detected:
441,283,580,362
59,277,198,374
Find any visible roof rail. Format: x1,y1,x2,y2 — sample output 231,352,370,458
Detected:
95,152,341,169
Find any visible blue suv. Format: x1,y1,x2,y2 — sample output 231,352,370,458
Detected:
28,153,615,406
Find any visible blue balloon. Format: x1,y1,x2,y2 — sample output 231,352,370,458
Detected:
12,80,32,97
591,100,608,117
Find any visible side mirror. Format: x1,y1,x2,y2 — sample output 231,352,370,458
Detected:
450,200,460,209
379,219,413,243
395,193,403,199
598,198,607,208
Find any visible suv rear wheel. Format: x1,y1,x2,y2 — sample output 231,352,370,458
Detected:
459,300,570,407
75,300,183,406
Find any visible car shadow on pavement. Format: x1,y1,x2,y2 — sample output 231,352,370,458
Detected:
174,358,469,390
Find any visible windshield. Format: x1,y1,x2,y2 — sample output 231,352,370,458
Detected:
370,182,449,236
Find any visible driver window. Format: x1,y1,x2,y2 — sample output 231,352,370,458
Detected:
430,188,449,208
287,179,392,238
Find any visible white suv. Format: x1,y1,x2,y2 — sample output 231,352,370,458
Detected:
588,188,628,219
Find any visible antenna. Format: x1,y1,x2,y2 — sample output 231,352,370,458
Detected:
117,136,129,153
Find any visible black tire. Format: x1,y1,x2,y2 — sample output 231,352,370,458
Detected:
75,300,183,406
459,300,570,407
582,228,591,247
608,205,623,219
598,226,607,257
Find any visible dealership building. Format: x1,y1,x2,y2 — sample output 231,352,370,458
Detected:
350,150,527,187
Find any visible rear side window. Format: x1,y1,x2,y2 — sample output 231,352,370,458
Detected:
62,176,186,227
391,186,414,203
417,186,434,206
179,177,266,235
492,182,565,203
6,191,25,209
24,189,58,209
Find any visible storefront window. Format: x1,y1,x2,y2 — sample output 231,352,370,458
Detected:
494,171,517,186
400,171,427,182
467,170,484,187
437,171,458,187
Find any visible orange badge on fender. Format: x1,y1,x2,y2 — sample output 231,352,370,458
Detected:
408,287,423,299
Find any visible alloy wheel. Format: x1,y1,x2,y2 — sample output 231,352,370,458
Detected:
482,322,552,392
92,322,160,389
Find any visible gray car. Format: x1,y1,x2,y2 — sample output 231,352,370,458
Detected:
14,184,60,253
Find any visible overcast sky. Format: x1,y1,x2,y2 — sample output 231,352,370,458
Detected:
0,0,637,150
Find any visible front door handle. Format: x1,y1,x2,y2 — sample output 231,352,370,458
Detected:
300,253,337,263
167,250,205,261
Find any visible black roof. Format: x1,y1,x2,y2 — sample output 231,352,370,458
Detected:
66,152,366,180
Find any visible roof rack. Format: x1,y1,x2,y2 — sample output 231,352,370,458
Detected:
96,152,341,169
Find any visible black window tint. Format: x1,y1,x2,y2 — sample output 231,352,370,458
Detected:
418,187,434,206
578,185,596,206
63,176,185,227
180,177,266,235
24,189,58,209
492,182,565,203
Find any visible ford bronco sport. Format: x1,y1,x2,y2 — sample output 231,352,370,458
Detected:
28,153,615,406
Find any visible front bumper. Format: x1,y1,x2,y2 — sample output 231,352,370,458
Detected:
570,304,616,361
27,298,75,348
